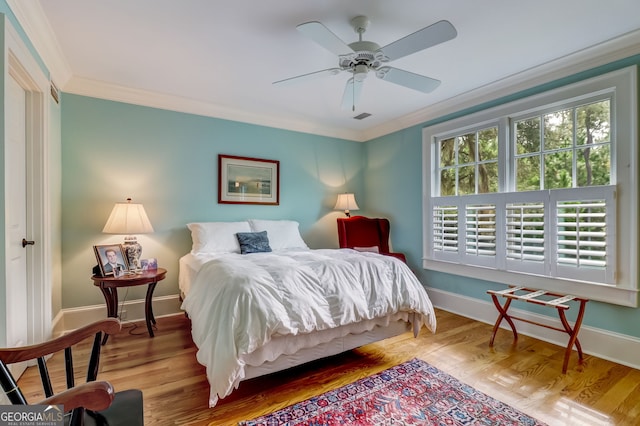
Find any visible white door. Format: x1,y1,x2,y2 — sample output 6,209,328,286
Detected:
6,74,29,378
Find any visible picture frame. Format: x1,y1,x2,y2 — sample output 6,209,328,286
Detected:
140,258,158,271
93,244,129,277
218,154,280,205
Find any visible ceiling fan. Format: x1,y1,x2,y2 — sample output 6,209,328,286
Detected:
273,16,457,111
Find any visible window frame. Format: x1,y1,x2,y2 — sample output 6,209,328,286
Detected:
422,66,637,307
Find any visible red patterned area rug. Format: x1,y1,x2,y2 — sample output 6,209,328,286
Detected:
239,358,546,425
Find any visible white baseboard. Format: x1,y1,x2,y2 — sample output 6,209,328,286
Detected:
52,294,184,336
425,286,640,370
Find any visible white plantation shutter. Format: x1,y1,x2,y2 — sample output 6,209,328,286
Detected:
432,205,459,261
431,196,500,267
465,203,496,267
556,201,607,267
506,203,544,261
551,187,616,284
504,191,548,275
428,186,616,284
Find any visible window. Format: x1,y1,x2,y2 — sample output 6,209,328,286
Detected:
513,99,611,191
439,126,499,196
423,66,637,306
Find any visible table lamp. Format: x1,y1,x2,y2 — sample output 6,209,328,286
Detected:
334,193,359,217
102,198,154,272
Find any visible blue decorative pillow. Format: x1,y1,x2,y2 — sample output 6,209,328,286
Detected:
236,231,272,254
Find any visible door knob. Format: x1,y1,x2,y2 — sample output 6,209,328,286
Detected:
22,238,35,248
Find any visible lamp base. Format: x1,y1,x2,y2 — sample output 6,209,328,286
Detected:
123,237,142,272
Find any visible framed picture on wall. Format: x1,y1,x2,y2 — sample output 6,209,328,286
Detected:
93,244,129,277
218,154,280,205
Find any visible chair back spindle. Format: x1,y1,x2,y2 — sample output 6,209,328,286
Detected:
36,357,54,397
86,332,102,382
64,346,75,389
0,360,28,404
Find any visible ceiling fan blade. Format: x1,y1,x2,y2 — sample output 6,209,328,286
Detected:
297,21,354,56
341,78,363,111
273,68,342,86
376,67,440,93
379,20,457,61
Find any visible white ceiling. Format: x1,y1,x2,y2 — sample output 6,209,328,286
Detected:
9,0,640,141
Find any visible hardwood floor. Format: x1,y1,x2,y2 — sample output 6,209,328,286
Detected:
16,310,640,425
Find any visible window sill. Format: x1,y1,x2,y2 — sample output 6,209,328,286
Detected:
422,258,638,307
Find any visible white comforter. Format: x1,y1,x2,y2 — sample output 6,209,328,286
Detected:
181,248,436,407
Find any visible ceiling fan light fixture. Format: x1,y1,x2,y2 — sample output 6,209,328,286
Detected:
353,64,368,82
348,40,381,53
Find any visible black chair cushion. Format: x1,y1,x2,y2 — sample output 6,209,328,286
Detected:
83,390,144,426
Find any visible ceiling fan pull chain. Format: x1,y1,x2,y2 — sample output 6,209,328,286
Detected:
352,77,356,111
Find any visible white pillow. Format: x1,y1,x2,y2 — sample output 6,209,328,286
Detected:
248,219,309,250
187,221,251,254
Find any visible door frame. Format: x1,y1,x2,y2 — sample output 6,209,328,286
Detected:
4,17,52,346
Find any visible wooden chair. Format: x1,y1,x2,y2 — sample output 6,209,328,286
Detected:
337,215,407,263
0,319,143,426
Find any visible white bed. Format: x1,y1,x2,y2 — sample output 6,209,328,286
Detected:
179,220,437,408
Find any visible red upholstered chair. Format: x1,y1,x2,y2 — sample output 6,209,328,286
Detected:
337,215,407,263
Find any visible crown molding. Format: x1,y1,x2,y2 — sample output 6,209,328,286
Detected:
63,76,364,141
6,0,73,87
363,29,640,141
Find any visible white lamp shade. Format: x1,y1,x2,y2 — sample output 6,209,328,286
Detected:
334,193,360,211
102,199,154,235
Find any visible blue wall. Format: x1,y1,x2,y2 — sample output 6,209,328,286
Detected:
60,94,366,308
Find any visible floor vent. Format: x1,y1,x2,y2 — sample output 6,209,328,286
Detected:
353,112,371,120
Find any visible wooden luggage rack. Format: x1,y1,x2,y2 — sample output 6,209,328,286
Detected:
487,286,588,373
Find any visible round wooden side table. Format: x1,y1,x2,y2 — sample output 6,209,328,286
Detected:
91,267,167,344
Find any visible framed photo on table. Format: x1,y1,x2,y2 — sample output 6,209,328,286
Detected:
94,244,129,277
140,258,158,271
218,154,279,205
